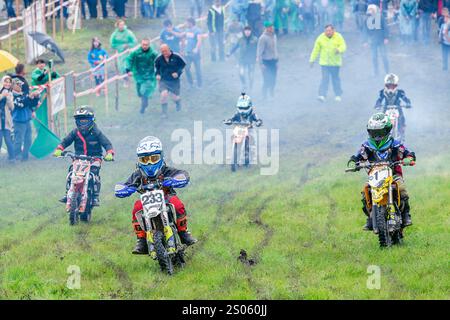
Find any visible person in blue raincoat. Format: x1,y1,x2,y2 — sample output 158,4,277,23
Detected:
87,37,109,94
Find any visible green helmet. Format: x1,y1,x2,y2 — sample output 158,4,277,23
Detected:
367,113,393,150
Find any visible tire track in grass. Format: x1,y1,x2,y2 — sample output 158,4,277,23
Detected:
76,214,134,298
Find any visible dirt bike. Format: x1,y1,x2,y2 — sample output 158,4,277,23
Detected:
384,104,406,142
60,151,102,225
346,160,406,247
223,120,254,172
132,181,186,275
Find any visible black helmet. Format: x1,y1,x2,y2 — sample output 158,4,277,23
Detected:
74,106,95,131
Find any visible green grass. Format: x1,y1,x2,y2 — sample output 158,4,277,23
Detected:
0,17,449,300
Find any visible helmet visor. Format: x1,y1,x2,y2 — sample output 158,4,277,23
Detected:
368,127,391,143
138,154,161,165
385,84,397,90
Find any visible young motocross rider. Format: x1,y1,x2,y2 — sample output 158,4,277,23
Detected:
54,106,115,206
114,136,197,255
374,73,411,139
223,93,263,127
347,113,416,231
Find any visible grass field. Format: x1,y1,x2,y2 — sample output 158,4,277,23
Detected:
0,12,449,300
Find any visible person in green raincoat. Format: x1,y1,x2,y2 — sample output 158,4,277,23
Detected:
289,0,303,34
125,38,158,114
110,19,138,87
31,58,60,127
331,0,345,30
274,0,291,35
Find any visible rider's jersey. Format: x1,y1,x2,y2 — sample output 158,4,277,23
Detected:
227,110,262,126
123,164,189,196
350,138,416,177
374,89,411,112
58,124,114,157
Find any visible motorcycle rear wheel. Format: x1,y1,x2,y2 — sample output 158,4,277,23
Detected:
244,137,250,167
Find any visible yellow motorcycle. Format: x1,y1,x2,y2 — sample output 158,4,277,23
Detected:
346,161,406,247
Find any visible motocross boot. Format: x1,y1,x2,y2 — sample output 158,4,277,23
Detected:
362,197,373,231
59,196,67,203
92,178,101,207
401,197,412,227
179,231,198,246
132,237,149,255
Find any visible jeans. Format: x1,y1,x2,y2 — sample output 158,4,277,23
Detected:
141,0,154,18
370,42,389,76
13,121,32,161
442,44,450,71
319,66,342,97
209,31,225,62
190,0,203,18
420,13,432,44
185,52,203,87
239,63,255,92
261,59,278,99
0,129,15,160
4,0,16,18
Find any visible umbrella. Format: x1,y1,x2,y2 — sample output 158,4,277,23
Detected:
28,31,65,62
0,50,19,72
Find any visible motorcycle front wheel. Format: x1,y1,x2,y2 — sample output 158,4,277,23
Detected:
374,205,392,247
231,143,238,172
153,228,174,275
69,193,80,226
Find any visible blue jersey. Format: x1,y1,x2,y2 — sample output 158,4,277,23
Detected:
160,27,182,53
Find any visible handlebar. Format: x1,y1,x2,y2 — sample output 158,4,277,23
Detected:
60,151,103,162
345,160,403,173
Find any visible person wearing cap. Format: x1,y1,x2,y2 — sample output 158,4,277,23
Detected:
257,21,279,100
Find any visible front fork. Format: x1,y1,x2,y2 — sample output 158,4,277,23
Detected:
147,208,176,259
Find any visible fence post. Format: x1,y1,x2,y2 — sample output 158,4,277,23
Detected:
104,59,109,115
114,55,119,111
52,0,57,40
60,0,64,42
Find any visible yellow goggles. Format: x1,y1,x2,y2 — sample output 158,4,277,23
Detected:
138,154,161,165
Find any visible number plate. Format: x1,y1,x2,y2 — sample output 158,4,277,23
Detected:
140,190,165,219
368,167,390,188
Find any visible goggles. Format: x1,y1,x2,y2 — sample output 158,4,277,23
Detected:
138,154,161,165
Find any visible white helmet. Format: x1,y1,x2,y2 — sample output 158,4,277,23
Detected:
236,93,253,116
136,136,164,178
384,73,399,97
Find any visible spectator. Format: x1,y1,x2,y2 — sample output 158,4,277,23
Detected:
141,0,155,18
300,0,318,36
125,38,158,114
418,0,438,44
257,21,279,99
263,0,275,22
155,44,186,118
110,19,138,86
399,0,418,45
87,37,109,95
364,4,389,76
232,0,250,23
228,25,258,91
156,0,170,18
317,0,333,30
4,0,16,18
207,0,226,62
289,0,302,35
112,0,127,18
439,7,450,70
11,77,39,162
190,0,204,18
160,19,184,54
309,24,347,102
247,0,264,37
0,76,15,162
353,0,369,34
86,0,99,19
225,18,244,50
183,17,204,88
9,63,30,96
274,0,290,35
31,59,60,86
332,0,345,30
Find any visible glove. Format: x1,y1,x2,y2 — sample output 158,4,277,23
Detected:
402,157,415,166
54,149,63,157
404,105,412,109
347,159,357,170
162,177,173,188
223,119,232,125
114,184,137,198
255,119,263,127
104,152,114,161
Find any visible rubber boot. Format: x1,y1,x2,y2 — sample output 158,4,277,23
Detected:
132,237,149,255
175,100,181,112
140,97,148,114
161,103,168,119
